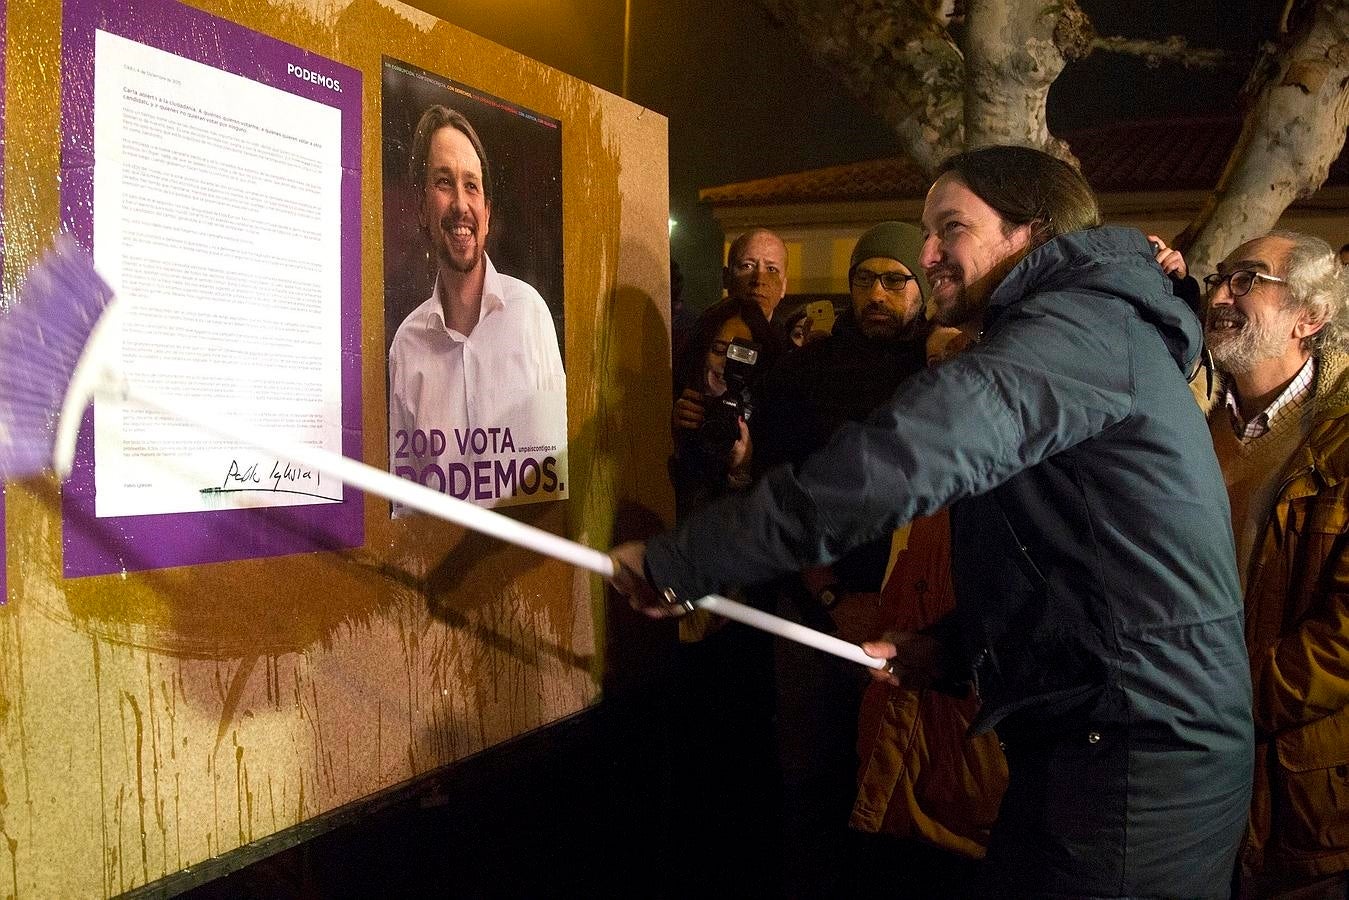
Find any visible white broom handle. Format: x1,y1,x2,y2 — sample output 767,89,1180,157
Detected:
693,594,889,671
115,384,617,578
114,386,888,672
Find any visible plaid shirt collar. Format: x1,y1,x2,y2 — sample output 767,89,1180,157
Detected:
1225,356,1315,441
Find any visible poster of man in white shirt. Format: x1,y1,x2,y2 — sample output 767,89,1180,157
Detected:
383,60,566,510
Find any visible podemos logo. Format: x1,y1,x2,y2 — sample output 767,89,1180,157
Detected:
287,62,340,93
393,427,561,502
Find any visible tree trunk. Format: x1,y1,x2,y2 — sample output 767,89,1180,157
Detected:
758,0,966,175
961,0,1091,161
1176,0,1349,272
756,0,1344,268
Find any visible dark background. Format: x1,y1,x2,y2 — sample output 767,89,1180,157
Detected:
381,57,565,360
404,0,1275,311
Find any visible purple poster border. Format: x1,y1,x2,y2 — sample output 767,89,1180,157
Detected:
1,0,8,601
58,0,364,577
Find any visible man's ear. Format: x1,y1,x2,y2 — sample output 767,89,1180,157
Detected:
1024,219,1052,250
1293,309,1328,342
1000,221,1037,261
721,266,732,292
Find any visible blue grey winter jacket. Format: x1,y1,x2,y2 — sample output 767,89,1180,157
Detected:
647,227,1253,894
646,223,1251,761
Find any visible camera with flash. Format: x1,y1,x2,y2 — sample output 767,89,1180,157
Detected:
701,337,760,453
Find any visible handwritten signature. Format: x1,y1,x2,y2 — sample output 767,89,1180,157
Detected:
200,459,337,502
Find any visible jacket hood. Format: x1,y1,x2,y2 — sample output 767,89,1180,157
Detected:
987,226,1202,376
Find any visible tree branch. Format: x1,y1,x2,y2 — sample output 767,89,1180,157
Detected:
1175,0,1349,272
1090,35,1229,70
758,0,965,175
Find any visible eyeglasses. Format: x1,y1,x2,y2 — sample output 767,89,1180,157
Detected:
851,269,917,292
1202,269,1287,298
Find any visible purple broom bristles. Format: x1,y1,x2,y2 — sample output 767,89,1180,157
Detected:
0,237,117,480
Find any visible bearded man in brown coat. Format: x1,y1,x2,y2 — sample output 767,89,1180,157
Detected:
1204,230,1349,899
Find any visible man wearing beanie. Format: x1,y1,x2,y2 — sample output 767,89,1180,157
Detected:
754,222,930,468
749,221,934,895
618,147,1249,897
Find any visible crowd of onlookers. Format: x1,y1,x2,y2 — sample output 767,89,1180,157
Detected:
611,145,1349,899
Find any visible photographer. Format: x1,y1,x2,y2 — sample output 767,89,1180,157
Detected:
669,299,787,519
663,297,791,894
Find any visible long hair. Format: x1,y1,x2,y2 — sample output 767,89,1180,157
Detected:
936,145,1102,249
673,297,790,396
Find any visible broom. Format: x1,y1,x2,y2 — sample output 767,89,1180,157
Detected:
0,238,889,673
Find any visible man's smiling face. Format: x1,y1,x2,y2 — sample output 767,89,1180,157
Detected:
920,173,1033,328
421,125,490,276
1205,235,1299,374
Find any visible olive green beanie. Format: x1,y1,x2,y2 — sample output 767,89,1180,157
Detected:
848,221,929,300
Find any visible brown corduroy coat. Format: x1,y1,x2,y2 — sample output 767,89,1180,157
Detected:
1212,349,1349,881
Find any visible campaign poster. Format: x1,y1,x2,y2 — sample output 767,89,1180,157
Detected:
59,0,363,576
382,58,567,511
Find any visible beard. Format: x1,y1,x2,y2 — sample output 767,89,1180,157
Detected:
926,263,990,327
857,302,922,341
926,248,1028,328
434,216,484,275
1206,307,1291,374
929,283,981,327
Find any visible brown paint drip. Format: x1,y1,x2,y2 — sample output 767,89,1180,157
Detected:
0,0,670,894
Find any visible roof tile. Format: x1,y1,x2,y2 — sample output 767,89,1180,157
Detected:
700,116,1348,206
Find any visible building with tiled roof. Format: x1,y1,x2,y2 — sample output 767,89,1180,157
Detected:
701,117,1349,297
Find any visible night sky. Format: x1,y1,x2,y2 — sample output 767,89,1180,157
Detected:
407,0,1278,309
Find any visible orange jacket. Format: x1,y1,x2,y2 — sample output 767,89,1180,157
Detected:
850,511,1007,856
